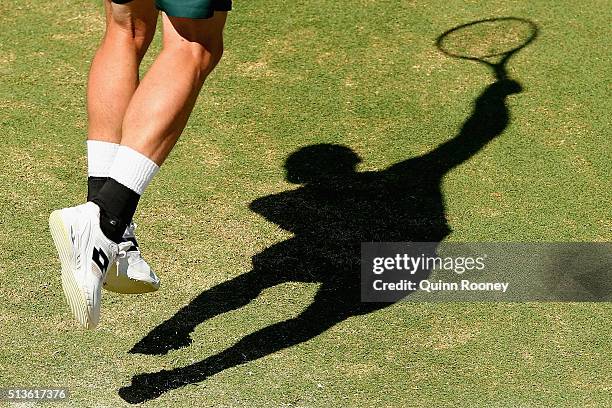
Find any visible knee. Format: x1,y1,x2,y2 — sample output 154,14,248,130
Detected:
163,14,227,78
107,6,158,59
167,36,224,78
187,39,224,77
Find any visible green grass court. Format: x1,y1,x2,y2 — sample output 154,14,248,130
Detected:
1,0,611,406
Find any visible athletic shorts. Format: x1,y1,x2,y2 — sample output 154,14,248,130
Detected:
112,0,232,19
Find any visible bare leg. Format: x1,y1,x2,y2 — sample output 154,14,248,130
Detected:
87,0,159,143
119,12,227,165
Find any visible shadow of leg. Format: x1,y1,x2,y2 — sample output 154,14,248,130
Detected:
119,293,350,403
130,270,270,355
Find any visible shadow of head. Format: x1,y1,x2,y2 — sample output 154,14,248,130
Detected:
284,144,362,184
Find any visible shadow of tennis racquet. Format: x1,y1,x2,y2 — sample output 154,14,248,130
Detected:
436,17,538,80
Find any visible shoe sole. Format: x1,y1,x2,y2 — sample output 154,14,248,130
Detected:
104,264,160,294
49,210,95,329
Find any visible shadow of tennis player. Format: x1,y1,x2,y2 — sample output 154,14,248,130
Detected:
119,16,538,402
119,77,522,403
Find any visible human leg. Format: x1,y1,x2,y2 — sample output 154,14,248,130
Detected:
118,11,226,165
91,10,227,247
87,0,158,147
84,1,161,294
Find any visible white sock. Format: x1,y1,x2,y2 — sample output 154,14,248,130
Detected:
108,146,159,195
87,140,119,177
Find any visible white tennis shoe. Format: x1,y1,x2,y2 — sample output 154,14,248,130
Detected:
49,202,131,329
103,222,160,294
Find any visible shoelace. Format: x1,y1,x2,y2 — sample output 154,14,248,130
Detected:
102,241,133,281
116,241,133,259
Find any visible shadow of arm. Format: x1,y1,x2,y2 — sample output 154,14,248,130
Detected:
388,79,522,177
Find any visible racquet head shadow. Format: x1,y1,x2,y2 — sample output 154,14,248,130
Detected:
436,17,538,80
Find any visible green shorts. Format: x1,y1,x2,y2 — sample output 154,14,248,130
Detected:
157,0,231,19
112,0,232,19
